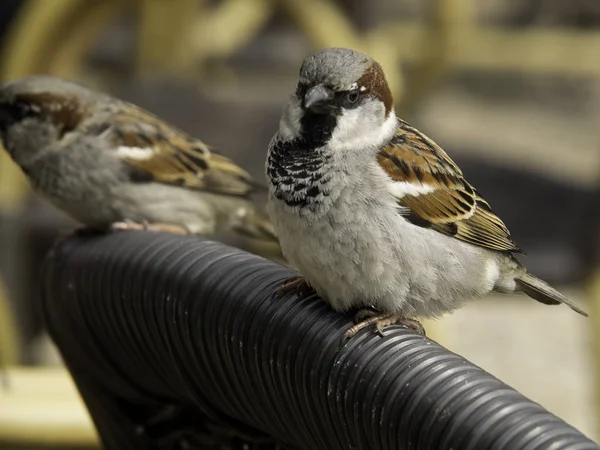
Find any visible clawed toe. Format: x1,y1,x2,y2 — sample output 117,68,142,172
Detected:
353,307,380,323
344,311,426,340
272,275,312,300
399,318,426,335
296,281,312,296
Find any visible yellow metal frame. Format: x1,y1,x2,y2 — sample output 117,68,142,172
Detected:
194,0,274,63
137,0,199,77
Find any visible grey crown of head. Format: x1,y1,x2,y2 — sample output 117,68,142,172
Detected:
299,48,374,90
298,47,394,116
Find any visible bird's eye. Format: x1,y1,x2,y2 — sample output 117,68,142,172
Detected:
346,90,360,103
15,101,31,115
13,100,38,120
339,89,361,108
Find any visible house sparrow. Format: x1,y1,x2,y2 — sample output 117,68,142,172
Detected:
266,48,587,338
0,75,275,242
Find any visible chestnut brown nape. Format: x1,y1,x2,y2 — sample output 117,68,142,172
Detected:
357,62,394,116
15,92,87,133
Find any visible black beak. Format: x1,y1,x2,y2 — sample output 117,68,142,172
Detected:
303,84,336,114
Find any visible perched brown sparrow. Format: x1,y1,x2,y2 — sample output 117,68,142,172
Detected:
266,48,587,338
0,75,275,241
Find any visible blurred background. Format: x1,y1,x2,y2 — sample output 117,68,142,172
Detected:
0,0,598,448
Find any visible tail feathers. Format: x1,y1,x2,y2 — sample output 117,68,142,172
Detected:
516,273,588,316
234,209,279,244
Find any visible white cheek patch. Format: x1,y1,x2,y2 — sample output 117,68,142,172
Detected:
388,181,435,198
115,146,154,160
329,108,397,151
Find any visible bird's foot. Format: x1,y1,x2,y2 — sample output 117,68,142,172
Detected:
110,220,189,235
344,309,426,339
110,219,148,232
272,275,312,300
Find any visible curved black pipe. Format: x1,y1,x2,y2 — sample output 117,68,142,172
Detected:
40,232,598,450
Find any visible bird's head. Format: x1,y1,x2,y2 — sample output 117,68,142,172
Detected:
0,75,98,165
280,48,397,151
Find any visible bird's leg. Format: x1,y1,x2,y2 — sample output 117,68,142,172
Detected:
273,275,312,299
344,309,426,339
353,307,379,322
110,219,145,231
110,220,189,235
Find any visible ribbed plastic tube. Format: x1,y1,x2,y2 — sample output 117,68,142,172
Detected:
40,232,598,450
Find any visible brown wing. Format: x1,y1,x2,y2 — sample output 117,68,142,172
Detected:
89,106,261,197
378,119,522,253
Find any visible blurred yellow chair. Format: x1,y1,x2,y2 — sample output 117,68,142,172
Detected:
0,366,99,448
0,262,96,448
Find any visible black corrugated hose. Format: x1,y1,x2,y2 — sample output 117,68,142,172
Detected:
40,232,598,450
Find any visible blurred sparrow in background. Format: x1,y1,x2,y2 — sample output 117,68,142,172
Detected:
0,76,276,243
266,48,586,338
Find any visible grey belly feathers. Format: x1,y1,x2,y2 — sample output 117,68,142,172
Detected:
268,164,516,318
